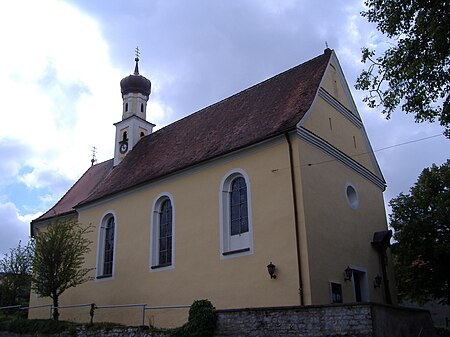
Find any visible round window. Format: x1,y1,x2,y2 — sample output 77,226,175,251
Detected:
345,183,359,209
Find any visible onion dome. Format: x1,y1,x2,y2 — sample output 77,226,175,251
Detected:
120,57,151,96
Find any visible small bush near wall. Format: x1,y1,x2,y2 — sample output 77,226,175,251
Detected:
170,300,216,337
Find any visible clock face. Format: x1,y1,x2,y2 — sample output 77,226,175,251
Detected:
119,142,128,154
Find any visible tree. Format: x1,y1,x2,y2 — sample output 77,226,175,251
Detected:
0,240,34,307
389,159,450,304
32,218,93,320
355,0,450,137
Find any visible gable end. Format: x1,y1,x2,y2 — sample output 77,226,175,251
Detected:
297,126,386,190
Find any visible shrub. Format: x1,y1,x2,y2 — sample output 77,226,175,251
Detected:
170,299,216,337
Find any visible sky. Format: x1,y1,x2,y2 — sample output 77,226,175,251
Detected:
0,0,448,256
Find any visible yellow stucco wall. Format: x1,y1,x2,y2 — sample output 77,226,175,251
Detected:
30,137,303,327
301,96,377,175
297,139,389,304
321,62,355,113
296,58,394,305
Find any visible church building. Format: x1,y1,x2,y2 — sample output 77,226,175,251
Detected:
29,49,396,327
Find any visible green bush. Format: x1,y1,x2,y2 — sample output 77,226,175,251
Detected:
170,299,216,337
86,321,125,331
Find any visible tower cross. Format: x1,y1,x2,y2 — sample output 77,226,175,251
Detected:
135,46,140,60
91,146,97,166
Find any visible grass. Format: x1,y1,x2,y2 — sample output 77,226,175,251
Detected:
0,316,125,335
0,317,77,334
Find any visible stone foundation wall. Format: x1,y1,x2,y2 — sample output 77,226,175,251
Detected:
215,304,373,337
215,303,435,337
0,303,435,337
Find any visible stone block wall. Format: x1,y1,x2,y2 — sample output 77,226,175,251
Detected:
215,304,373,337
215,303,435,337
1,303,435,337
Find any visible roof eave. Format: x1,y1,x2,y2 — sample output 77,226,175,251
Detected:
30,209,78,237
76,126,297,209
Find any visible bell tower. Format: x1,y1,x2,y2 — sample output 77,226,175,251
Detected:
114,48,155,166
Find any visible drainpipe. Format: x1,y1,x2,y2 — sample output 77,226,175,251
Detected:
371,230,393,304
285,132,304,305
379,250,392,304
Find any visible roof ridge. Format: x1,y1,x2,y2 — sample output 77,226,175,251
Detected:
192,53,329,116
142,52,331,139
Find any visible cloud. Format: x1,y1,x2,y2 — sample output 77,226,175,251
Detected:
19,166,74,198
0,0,125,252
0,201,36,255
0,140,32,184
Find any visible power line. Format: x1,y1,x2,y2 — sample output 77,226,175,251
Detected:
303,133,445,168
370,134,443,153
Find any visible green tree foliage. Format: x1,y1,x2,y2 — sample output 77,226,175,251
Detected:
170,300,216,337
0,240,34,307
32,219,93,320
390,160,450,304
355,0,450,137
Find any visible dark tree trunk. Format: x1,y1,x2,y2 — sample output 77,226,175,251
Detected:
52,294,59,321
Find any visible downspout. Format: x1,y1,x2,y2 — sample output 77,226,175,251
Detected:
371,230,393,305
285,132,304,305
379,250,393,304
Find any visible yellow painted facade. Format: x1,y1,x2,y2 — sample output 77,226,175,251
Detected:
29,52,396,327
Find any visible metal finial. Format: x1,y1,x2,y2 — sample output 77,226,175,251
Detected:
325,41,329,49
135,46,140,60
134,46,140,75
91,146,97,166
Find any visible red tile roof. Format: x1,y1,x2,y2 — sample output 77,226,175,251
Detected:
33,50,331,222
32,159,113,223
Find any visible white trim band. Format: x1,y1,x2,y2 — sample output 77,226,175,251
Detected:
297,127,386,191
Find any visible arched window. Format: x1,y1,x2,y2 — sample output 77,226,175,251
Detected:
158,199,172,265
141,103,144,112
122,131,128,141
103,217,115,275
151,194,175,271
220,169,253,258
97,213,116,279
125,102,128,112
230,177,248,236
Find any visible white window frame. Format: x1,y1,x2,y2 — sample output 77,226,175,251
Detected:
345,182,359,209
150,192,175,272
349,265,370,302
329,281,343,303
96,210,117,281
219,168,253,259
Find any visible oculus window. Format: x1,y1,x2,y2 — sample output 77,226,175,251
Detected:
345,183,359,209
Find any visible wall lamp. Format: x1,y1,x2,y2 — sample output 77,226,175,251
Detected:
267,262,277,279
374,274,382,288
344,266,353,282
